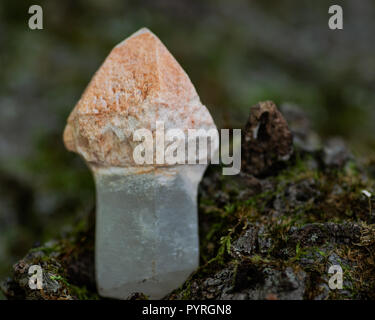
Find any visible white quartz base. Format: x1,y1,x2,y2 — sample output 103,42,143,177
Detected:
94,165,206,299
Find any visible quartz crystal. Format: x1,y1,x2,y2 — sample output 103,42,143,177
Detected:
63,28,218,299
94,165,205,299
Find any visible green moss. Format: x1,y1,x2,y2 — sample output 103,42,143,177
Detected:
30,244,62,256
49,274,99,300
174,152,375,299
6,144,375,300
69,284,99,300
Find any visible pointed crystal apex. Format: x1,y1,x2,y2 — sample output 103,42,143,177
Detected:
114,27,154,47
64,28,216,167
71,26,200,118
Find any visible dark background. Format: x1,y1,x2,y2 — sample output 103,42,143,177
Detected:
1,0,374,286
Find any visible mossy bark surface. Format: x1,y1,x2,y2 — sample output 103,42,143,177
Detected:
2,106,375,300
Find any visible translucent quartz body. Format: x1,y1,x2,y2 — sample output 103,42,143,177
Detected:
94,165,206,299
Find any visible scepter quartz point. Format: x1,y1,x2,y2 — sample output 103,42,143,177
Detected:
63,28,218,299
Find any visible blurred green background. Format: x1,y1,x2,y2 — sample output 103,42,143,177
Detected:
1,0,375,280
